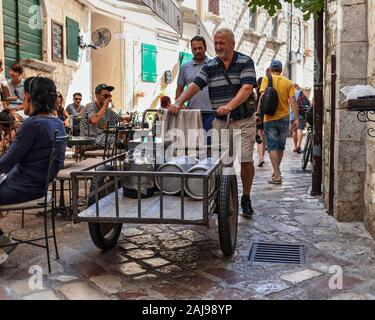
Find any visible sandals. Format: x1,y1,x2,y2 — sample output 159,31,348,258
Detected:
268,177,282,184
258,159,265,167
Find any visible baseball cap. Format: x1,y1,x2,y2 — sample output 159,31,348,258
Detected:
269,60,283,70
95,83,115,94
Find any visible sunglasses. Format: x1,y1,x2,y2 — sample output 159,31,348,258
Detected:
102,94,111,99
74,98,82,101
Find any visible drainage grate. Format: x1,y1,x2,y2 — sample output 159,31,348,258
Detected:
291,169,311,174
248,242,305,265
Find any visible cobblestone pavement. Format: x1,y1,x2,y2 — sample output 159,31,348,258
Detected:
1,138,375,300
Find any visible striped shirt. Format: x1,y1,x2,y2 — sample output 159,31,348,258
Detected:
193,51,257,118
80,101,120,147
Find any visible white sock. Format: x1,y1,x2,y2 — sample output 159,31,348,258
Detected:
0,250,9,265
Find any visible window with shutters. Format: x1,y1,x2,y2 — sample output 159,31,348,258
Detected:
249,9,256,30
66,17,80,61
179,52,193,66
142,44,158,82
2,0,42,76
208,0,220,16
270,17,278,38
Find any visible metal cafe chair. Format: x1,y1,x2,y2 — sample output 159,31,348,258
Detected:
0,119,17,156
0,131,67,273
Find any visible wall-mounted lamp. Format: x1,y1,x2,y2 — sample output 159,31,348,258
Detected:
295,48,303,63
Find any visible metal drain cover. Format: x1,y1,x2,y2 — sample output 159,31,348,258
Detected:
248,242,305,265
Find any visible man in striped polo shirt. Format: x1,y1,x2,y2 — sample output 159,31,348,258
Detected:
169,28,257,217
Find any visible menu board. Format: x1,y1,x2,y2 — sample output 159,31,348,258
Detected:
52,20,63,61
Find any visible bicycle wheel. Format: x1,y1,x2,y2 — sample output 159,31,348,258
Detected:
302,132,312,170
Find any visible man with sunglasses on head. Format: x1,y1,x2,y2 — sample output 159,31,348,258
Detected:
66,92,84,116
80,84,131,148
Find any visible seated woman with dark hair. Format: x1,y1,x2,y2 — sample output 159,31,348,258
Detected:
53,91,69,128
0,77,66,264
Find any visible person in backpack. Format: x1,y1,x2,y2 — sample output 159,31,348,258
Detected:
293,87,311,153
257,60,299,184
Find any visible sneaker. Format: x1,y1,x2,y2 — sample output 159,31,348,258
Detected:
0,234,17,265
241,196,254,218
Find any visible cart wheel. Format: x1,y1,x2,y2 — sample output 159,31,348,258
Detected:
87,165,123,250
217,167,238,256
88,222,123,250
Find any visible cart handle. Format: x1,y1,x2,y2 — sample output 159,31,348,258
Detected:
141,109,231,130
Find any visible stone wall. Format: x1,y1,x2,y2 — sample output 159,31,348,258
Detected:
364,0,375,236
322,0,367,222
201,0,314,86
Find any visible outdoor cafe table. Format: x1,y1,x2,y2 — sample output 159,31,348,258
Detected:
67,136,96,162
57,136,96,219
67,136,96,148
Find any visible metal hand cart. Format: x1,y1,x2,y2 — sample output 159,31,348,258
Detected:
71,110,239,256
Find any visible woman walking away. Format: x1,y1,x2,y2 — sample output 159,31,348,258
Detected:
255,77,266,167
0,77,66,265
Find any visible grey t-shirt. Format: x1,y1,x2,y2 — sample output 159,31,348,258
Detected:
177,58,212,111
66,103,84,116
7,79,24,108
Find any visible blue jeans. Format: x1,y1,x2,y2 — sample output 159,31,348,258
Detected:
264,116,290,152
202,113,216,145
0,181,42,205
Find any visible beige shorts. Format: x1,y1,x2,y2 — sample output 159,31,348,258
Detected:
213,115,256,163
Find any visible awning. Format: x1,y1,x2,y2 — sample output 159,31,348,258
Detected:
85,0,183,36
139,0,183,36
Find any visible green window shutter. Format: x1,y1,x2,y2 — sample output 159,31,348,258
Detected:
66,17,80,61
2,0,18,76
18,0,42,60
2,0,42,75
179,52,193,66
142,44,157,82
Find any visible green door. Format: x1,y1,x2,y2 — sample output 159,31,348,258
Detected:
2,0,42,77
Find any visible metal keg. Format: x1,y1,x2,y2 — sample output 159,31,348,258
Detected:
184,158,217,200
123,149,154,198
155,155,197,195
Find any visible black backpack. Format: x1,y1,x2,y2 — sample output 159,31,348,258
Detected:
260,75,279,115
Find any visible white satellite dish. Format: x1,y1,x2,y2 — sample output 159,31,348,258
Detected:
91,27,112,49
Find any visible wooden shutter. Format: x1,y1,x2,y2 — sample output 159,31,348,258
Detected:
66,17,80,61
18,0,42,60
2,0,18,76
208,0,220,15
141,44,157,82
2,0,42,75
179,52,193,66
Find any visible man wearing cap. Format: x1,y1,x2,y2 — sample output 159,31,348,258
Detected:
80,84,131,148
257,60,299,184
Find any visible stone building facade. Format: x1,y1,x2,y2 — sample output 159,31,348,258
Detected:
1,0,315,111
0,0,93,105
197,0,314,86
322,0,375,239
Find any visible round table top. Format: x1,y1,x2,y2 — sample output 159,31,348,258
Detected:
67,136,96,147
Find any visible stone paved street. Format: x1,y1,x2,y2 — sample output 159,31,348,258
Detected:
1,138,375,300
